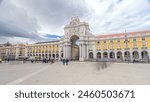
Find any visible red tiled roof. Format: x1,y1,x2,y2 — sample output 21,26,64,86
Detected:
96,30,150,38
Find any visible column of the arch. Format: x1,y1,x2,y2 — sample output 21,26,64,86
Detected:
65,43,71,60
82,42,88,61
79,43,82,61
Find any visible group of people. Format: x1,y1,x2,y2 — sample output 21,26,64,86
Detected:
62,59,69,65
30,58,55,64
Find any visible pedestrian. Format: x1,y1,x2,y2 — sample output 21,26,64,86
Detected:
7,58,10,63
62,59,65,65
51,59,54,64
66,59,69,65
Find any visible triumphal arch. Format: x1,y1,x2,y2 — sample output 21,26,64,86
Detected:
59,16,95,61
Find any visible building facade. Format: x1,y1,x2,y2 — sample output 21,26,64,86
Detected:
0,17,150,61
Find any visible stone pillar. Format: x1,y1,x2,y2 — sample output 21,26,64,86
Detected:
148,51,150,60
25,47,28,57
139,51,142,60
130,52,133,62
15,47,19,59
114,52,117,60
58,46,61,60
79,44,83,61
101,51,103,60
107,51,110,60
93,45,96,59
87,43,89,60
65,43,71,60
122,55,125,62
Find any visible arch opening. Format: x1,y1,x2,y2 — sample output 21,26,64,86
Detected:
70,35,79,60
110,52,115,59
103,52,108,59
117,51,123,60
97,52,101,59
124,51,130,60
141,51,149,60
89,52,93,59
132,51,139,60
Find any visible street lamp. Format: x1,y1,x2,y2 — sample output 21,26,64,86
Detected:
124,29,129,62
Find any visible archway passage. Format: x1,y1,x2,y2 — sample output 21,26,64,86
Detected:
110,52,115,59
103,52,108,59
132,51,139,60
97,52,101,59
141,51,149,60
70,35,79,60
117,51,123,60
89,52,93,59
124,51,130,60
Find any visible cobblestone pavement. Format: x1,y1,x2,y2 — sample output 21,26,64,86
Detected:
0,61,150,85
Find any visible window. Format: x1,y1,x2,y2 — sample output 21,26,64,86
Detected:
110,40,113,49
142,37,145,41
142,37,146,48
124,39,129,49
104,41,106,49
133,39,137,48
117,40,120,48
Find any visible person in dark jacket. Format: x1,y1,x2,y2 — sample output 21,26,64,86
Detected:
62,59,65,65
66,59,69,65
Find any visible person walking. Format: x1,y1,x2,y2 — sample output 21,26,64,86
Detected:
66,59,69,65
62,59,65,65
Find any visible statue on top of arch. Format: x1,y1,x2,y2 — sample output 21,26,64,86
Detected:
70,16,80,25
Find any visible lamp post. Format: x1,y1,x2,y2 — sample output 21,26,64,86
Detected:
124,29,129,62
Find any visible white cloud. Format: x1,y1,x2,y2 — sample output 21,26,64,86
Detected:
0,0,150,43
84,0,150,34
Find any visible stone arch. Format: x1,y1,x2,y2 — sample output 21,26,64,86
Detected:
103,52,108,59
124,51,130,60
52,54,55,59
56,54,59,58
117,51,123,60
89,52,93,59
110,52,115,59
97,52,101,59
141,50,149,59
132,51,139,60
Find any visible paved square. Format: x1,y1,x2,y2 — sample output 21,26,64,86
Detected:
0,62,150,85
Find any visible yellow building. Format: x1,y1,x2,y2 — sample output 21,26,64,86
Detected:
96,30,150,61
26,41,60,60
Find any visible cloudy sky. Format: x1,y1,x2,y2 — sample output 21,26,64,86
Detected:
0,0,150,44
